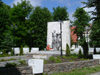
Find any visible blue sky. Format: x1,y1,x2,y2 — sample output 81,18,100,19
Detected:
2,0,93,21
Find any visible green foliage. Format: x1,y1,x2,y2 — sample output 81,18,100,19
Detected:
20,45,23,55
0,1,11,52
50,65,100,75
53,6,69,21
0,54,10,57
90,20,100,47
83,0,100,19
0,58,16,62
55,58,62,63
73,8,90,57
49,56,55,61
10,0,33,47
73,8,90,37
49,56,62,63
66,44,70,56
83,0,100,52
44,60,48,64
11,48,14,56
30,7,52,50
78,49,83,58
19,60,26,65
0,30,13,53
5,63,17,68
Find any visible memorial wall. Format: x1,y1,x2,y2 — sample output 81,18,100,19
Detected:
47,21,71,50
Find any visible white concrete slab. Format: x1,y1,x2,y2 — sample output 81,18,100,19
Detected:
14,48,20,54
23,48,29,54
31,48,39,53
93,54,100,59
28,59,44,74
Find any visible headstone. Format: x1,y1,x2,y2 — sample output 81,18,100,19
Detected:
23,48,29,54
93,54,100,59
31,48,39,53
28,59,44,74
14,48,20,55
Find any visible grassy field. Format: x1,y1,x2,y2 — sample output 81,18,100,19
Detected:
50,65,100,75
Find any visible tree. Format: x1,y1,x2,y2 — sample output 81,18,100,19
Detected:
73,8,90,57
1,29,13,53
83,0,100,53
30,7,52,50
53,6,69,21
66,44,70,56
0,1,11,52
83,0,100,20
89,20,100,53
10,0,33,47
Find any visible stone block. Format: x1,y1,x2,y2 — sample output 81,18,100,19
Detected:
23,48,29,54
14,48,20,55
28,59,44,74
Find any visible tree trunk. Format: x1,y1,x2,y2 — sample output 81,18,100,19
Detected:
82,41,89,58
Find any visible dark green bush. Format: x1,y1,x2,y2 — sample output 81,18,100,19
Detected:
55,58,62,63
20,45,23,55
19,60,26,65
78,49,83,58
49,56,55,61
49,56,62,63
11,48,14,56
66,44,70,56
5,63,17,68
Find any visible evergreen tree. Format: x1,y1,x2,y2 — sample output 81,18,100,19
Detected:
89,20,100,53
83,0,100,53
83,0,100,19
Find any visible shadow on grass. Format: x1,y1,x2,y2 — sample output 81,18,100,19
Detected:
0,66,21,75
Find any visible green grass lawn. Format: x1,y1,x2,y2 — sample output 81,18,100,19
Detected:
50,65,100,75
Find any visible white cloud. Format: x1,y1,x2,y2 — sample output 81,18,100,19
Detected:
12,0,42,7
69,12,74,21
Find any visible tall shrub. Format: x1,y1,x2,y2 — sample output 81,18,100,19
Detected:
66,44,70,56
20,45,23,55
78,49,83,58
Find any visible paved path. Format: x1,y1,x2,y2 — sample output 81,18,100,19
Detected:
90,72,100,75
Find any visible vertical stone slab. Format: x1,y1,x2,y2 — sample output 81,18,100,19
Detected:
28,59,44,74
31,48,39,53
47,21,71,50
14,48,20,55
23,48,29,54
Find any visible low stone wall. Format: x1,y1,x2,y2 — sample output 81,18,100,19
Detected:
0,66,33,75
0,55,30,60
44,59,99,74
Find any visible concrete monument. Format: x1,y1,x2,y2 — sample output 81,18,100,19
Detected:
47,21,71,51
